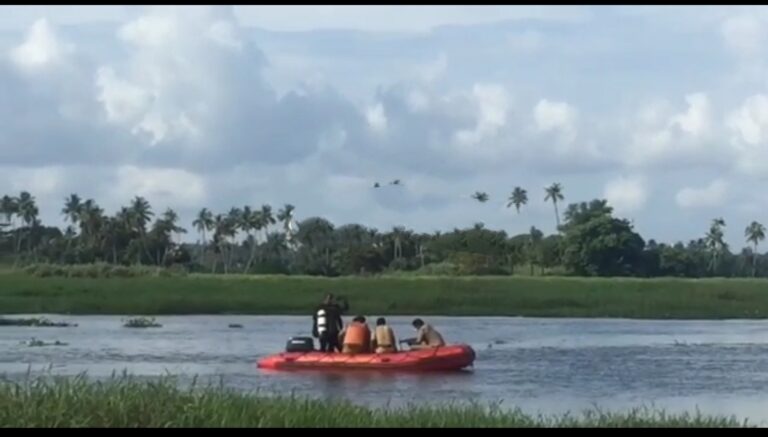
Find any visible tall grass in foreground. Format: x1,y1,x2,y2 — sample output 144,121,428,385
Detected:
0,376,750,427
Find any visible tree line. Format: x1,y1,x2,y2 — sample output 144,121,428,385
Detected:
0,186,766,278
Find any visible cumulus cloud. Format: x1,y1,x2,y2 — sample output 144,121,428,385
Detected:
3,6,768,247
726,94,768,176
533,99,577,143
623,93,719,169
9,18,73,70
675,179,728,209
95,67,152,124
454,83,509,145
671,93,712,138
365,102,388,133
603,176,648,215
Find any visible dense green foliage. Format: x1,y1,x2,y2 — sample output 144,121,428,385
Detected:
0,376,749,427
1,190,767,278
3,273,768,317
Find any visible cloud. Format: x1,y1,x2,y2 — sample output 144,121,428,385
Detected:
365,102,388,133
95,67,153,124
533,99,577,141
454,83,509,145
232,5,590,33
603,176,648,215
111,165,207,208
675,179,728,209
671,93,712,137
9,18,73,71
4,6,768,249
622,93,719,169
726,94,768,176
721,15,767,59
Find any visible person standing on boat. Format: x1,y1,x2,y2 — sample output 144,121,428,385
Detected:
312,293,346,352
409,318,446,350
371,317,397,353
340,315,371,354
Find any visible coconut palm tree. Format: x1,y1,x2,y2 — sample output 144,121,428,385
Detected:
705,218,726,275
239,206,261,272
0,195,16,226
61,194,82,228
277,204,296,244
78,199,104,257
1,195,18,247
129,196,155,263
192,207,214,263
224,207,242,272
260,204,276,241
154,208,186,265
13,192,37,262
507,187,528,214
745,221,766,277
61,194,84,253
544,183,564,230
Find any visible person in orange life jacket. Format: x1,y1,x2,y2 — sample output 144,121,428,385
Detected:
312,293,346,352
409,318,446,350
370,317,397,353
340,315,371,354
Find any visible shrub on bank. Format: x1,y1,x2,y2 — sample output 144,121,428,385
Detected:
0,376,751,427
21,263,188,278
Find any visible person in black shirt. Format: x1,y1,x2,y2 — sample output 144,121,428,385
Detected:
312,293,348,352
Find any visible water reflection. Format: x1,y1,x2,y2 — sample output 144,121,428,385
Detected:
1,315,768,423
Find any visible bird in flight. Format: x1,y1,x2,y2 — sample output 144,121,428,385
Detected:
471,191,489,203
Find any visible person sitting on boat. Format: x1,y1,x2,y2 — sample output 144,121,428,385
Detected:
370,317,397,354
340,315,371,354
409,318,446,350
313,294,345,352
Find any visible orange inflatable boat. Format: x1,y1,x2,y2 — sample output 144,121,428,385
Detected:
257,344,476,371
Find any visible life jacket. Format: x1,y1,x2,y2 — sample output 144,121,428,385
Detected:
316,308,328,335
316,305,341,335
374,325,394,348
343,322,369,347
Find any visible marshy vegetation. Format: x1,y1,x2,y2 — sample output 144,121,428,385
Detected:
21,262,187,278
3,272,768,318
20,338,68,347
0,376,750,427
122,316,162,328
0,316,76,327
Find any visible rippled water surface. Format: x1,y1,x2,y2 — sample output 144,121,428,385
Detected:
2,315,768,423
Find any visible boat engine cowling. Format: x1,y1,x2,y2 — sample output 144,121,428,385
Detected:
285,336,315,352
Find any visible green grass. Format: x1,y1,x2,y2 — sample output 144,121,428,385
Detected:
0,316,76,327
0,376,750,427
2,271,768,318
122,316,162,328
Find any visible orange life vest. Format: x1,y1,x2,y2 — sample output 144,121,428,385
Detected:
343,322,370,347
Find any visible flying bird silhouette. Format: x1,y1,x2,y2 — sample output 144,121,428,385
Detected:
373,182,381,188
389,179,401,186
471,191,489,203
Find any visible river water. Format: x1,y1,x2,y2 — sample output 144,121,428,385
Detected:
1,315,767,423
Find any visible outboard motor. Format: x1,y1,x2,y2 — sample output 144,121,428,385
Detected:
285,336,315,352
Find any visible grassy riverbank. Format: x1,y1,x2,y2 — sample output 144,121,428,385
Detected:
2,271,768,318
0,376,749,427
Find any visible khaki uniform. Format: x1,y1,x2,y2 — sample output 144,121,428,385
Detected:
371,325,397,353
415,324,445,348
